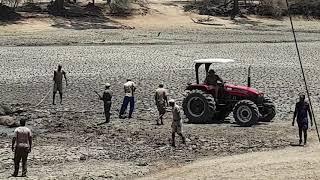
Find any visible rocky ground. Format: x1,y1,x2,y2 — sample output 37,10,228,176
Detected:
1,28,320,178
1,0,320,179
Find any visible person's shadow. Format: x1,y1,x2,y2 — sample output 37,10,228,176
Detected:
290,142,304,147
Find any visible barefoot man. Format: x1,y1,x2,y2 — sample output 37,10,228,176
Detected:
53,65,68,105
155,84,168,125
12,119,32,177
169,99,186,147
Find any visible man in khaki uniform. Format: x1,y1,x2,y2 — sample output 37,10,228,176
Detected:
53,64,68,105
155,84,168,125
169,99,186,147
11,119,32,177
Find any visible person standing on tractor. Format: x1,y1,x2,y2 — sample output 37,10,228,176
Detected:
95,83,112,123
292,94,313,145
11,119,32,177
53,64,68,105
169,99,186,147
155,84,168,125
119,79,136,119
204,69,224,99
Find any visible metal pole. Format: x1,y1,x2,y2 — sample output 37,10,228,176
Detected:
285,0,320,142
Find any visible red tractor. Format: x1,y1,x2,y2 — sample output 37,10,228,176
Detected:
182,59,276,126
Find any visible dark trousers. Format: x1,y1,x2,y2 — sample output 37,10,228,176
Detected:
299,127,307,143
104,102,111,122
119,96,134,117
13,147,29,176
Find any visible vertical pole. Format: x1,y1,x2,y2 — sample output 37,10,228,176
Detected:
285,0,320,142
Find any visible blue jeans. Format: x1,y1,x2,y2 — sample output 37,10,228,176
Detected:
119,96,135,117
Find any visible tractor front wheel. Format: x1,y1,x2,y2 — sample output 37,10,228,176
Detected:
259,97,276,122
233,100,259,126
183,90,215,123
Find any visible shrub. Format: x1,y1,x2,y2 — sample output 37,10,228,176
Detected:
257,0,287,17
110,0,132,15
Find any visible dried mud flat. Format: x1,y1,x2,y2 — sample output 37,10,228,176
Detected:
0,26,320,179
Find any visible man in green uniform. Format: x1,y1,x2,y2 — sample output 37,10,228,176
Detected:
96,83,112,123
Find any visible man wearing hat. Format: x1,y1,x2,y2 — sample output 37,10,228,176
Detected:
96,83,113,123
155,84,168,125
169,99,186,147
11,119,32,177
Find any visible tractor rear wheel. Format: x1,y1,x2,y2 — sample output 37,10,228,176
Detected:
233,100,259,126
259,97,276,122
183,90,215,123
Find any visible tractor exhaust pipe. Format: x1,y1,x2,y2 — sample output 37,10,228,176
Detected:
248,65,251,87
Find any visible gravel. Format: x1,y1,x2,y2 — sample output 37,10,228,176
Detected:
0,27,319,179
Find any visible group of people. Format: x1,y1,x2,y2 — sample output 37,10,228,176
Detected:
10,65,313,177
51,65,186,147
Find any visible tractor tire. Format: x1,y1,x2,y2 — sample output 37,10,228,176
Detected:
233,100,259,126
259,97,276,122
182,90,215,123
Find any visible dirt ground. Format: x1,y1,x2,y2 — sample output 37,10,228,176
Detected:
139,142,320,180
1,0,320,179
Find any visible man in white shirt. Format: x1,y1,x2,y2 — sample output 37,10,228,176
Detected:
119,79,136,119
11,119,32,177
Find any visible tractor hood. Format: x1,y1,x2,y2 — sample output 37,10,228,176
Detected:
224,84,261,96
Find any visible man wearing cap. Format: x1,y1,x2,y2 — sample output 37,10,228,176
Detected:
96,83,112,123
293,94,313,145
53,64,68,105
155,84,168,125
204,69,223,99
169,99,186,147
119,79,136,119
11,119,32,177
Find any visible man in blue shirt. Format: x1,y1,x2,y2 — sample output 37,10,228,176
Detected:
292,94,313,145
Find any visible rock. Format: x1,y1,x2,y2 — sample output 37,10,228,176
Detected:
0,104,13,115
80,155,87,161
0,116,18,127
136,162,148,166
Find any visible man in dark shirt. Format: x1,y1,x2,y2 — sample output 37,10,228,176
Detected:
96,83,112,123
292,94,313,145
204,69,223,99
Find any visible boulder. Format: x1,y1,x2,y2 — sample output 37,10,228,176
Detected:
0,116,18,127
0,104,13,115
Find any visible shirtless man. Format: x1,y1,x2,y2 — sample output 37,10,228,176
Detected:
12,119,32,177
53,65,68,105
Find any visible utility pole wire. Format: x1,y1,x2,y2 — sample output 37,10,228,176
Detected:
285,0,320,142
